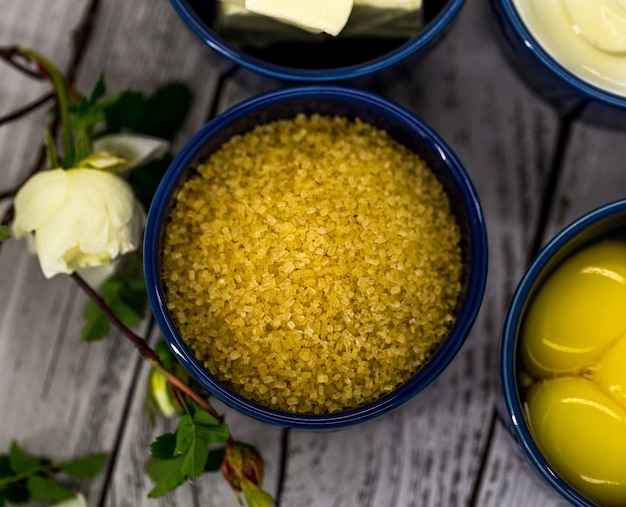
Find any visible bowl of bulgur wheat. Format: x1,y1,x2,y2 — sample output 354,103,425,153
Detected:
144,86,487,429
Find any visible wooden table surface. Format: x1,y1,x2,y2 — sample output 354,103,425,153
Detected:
2,0,625,505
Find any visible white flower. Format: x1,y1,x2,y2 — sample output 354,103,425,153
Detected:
91,133,169,172
13,167,145,280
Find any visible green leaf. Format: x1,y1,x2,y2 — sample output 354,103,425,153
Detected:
145,457,186,498
26,476,74,502
242,482,275,507
194,411,230,445
0,455,10,476
205,448,226,472
0,454,30,504
81,301,111,342
0,226,10,242
138,83,192,140
81,254,148,342
103,90,146,133
8,442,39,474
100,277,124,296
174,415,209,478
89,74,107,105
108,299,143,326
174,415,196,455
126,155,171,210
57,453,108,478
150,433,177,460
2,482,30,505
154,340,177,373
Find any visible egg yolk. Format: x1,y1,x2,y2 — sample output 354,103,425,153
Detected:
520,240,626,505
525,377,626,506
521,241,626,378
598,331,626,407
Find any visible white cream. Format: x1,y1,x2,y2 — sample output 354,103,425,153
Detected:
245,0,354,36
513,0,626,96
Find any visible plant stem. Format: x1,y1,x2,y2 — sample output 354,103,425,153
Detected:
69,272,234,445
0,46,45,79
0,462,58,488
70,272,158,362
19,48,76,167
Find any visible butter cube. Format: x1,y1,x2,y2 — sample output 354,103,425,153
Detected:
244,0,354,36
355,0,421,9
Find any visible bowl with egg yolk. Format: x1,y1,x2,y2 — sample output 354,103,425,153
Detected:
490,0,626,129
502,199,626,507
169,0,465,81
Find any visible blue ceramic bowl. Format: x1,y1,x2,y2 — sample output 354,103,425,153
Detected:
145,85,488,429
502,199,626,506
490,0,626,129
170,0,465,82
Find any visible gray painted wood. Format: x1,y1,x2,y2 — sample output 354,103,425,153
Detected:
278,2,562,505
2,0,625,505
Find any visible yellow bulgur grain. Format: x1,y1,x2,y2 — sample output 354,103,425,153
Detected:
161,114,463,414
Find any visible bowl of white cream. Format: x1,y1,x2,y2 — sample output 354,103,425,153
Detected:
491,0,626,127
169,0,466,81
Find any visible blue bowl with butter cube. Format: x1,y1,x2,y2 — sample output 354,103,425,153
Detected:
170,0,466,81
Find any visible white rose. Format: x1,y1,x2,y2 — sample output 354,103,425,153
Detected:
13,167,145,280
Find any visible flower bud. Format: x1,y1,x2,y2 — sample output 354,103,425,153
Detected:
13,166,144,279
148,369,179,418
221,442,273,506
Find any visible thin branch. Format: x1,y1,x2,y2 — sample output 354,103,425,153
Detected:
0,46,45,79
151,361,230,432
69,271,232,441
0,92,55,128
67,0,103,81
70,272,159,362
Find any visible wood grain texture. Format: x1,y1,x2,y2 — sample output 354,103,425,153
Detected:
76,2,286,506
471,419,570,506
543,122,626,243
3,0,625,505
279,1,563,505
0,0,86,185
1,4,146,507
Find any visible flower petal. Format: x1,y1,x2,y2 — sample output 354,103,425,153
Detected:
13,169,68,237
92,134,169,172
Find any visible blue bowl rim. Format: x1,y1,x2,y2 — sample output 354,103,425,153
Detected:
169,0,466,82
497,0,626,110
501,198,626,506
144,84,488,429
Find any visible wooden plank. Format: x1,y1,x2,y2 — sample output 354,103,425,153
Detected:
104,329,284,507
0,2,282,507
471,419,570,506
0,5,143,507
0,243,149,506
478,113,626,506
74,3,286,507
278,1,563,505
0,0,85,184
543,122,626,242
71,0,233,150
